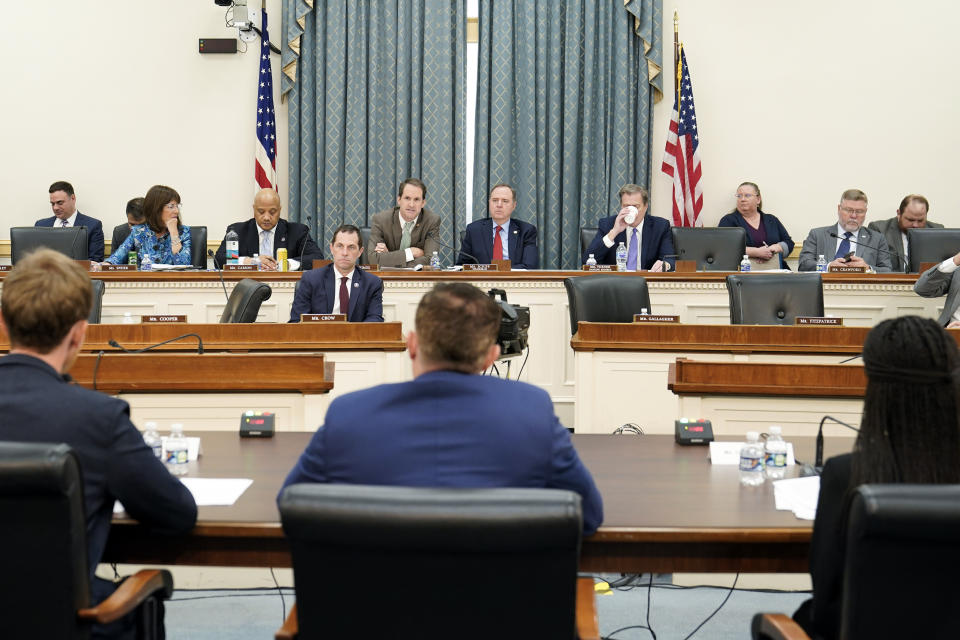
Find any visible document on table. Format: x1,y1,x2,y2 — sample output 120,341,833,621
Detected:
772,476,820,521
114,477,253,513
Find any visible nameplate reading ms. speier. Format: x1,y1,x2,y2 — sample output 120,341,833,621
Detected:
463,263,499,271
795,316,843,326
633,314,680,323
224,264,258,271
828,265,866,273
582,264,618,272
100,264,136,272
301,314,347,322
142,315,187,323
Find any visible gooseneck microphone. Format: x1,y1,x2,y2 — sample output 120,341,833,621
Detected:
109,333,204,355
828,232,898,266
429,231,479,265
800,414,861,476
208,249,229,302
70,225,87,262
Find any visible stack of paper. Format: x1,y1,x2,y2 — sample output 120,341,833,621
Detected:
772,476,820,520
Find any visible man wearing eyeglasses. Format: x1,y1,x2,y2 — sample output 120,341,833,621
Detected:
798,189,893,272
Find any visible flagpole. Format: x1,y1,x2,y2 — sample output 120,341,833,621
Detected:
673,11,680,102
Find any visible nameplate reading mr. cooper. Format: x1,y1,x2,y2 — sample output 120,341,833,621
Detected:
828,265,866,273
224,264,257,271
142,315,187,323
582,265,618,272
301,314,347,322
101,264,136,272
463,264,499,271
633,314,680,323
795,316,843,326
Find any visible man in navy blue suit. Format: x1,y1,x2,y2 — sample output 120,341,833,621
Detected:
0,249,196,638
583,184,674,271
457,183,539,268
281,282,603,534
35,180,105,261
289,224,384,322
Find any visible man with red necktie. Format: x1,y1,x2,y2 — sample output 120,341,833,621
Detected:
457,183,539,269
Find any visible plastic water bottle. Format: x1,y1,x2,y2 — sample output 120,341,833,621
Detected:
816,254,827,273
640,308,649,315
140,252,153,272
430,251,441,269
739,254,751,272
165,423,189,476
585,254,598,267
225,229,240,265
122,312,135,325
739,431,765,486
252,253,260,270
615,242,628,270
764,425,788,480
143,422,162,460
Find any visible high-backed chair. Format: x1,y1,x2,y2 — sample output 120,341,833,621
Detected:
563,274,651,335
189,225,208,269
671,227,746,271
726,274,823,325
277,484,595,640
358,226,372,265
219,278,271,323
88,279,105,324
0,441,173,639
580,227,598,257
752,484,960,640
907,228,960,273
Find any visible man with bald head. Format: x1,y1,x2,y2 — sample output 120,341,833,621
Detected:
215,189,324,270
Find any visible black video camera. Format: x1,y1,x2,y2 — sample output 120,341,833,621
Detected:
487,289,530,358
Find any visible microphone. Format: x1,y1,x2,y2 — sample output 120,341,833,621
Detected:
800,415,860,476
208,249,229,302
828,232,897,268
69,225,87,262
430,231,479,265
294,224,309,271
109,333,204,355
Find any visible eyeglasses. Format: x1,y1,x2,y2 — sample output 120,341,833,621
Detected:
734,193,757,200
840,206,866,216
164,202,182,211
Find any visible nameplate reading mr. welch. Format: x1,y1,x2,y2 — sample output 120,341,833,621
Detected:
633,314,680,323
101,264,136,272
829,265,866,273
795,316,843,326
142,315,187,323
463,263,499,271
301,314,347,322
582,264,618,272
224,264,257,271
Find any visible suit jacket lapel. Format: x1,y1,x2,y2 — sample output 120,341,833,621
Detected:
389,210,403,248
479,219,493,263
639,216,653,266
323,266,336,314
348,270,361,319
506,220,520,261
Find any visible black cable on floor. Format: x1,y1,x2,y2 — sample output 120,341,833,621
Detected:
270,567,286,622
681,573,739,639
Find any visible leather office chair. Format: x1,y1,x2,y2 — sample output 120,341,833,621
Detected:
726,274,823,325
219,278,271,323
671,227,746,271
88,279,105,324
564,274,651,335
189,225,208,269
0,441,173,639
752,484,960,640
358,226,371,266
907,228,960,273
276,484,597,640
580,227,598,257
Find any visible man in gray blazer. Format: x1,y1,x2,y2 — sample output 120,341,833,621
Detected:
914,250,960,327
867,194,943,272
798,189,893,272
370,178,441,267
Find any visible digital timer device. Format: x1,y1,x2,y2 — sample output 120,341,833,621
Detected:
239,411,276,438
674,418,714,445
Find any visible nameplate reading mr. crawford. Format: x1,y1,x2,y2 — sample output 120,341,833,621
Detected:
828,266,866,273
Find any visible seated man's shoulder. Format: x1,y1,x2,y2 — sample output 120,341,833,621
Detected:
866,217,894,232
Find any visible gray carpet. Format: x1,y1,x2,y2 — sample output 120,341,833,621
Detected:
164,577,810,639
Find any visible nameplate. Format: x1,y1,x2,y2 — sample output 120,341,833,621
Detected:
0,265,11,272
795,316,843,326
463,263,499,271
581,264,618,272
301,314,347,322
224,264,257,271
101,264,135,272
358,264,380,271
633,314,679,323
829,265,866,273
142,315,187,323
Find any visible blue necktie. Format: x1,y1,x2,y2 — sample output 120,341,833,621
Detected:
626,228,639,270
834,231,852,260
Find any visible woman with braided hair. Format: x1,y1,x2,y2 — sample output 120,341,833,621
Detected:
792,315,960,639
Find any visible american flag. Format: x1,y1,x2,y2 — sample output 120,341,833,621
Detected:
661,48,703,227
254,10,277,191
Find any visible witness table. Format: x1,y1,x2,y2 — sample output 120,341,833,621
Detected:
103,432,850,573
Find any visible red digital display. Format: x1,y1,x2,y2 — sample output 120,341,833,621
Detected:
686,425,704,432
249,418,265,425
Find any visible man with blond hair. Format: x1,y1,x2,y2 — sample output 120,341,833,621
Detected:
0,249,196,638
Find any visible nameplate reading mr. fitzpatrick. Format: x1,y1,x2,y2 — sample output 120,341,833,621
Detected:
795,316,843,326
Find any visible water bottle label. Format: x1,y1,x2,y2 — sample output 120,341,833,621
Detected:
765,452,787,468
739,455,762,472
151,444,162,459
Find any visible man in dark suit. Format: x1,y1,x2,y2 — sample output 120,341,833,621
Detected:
35,180,105,261
583,184,674,271
798,189,893,272
214,188,324,270
867,194,943,272
281,282,603,534
110,197,145,254
457,183,538,268
914,249,960,327
0,249,197,638
370,178,441,267
289,224,384,322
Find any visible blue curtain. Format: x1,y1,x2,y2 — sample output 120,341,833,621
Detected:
474,0,662,269
282,1,466,260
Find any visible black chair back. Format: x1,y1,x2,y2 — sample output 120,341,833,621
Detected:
88,279,105,324
0,442,90,638
11,226,89,264
726,274,823,325
189,225,208,269
358,226,372,265
280,484,583,639
580,227,598,257
671,227,746,271
907,228,960,273
841,484,960,640
563,274,651,335
219,279,271,323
